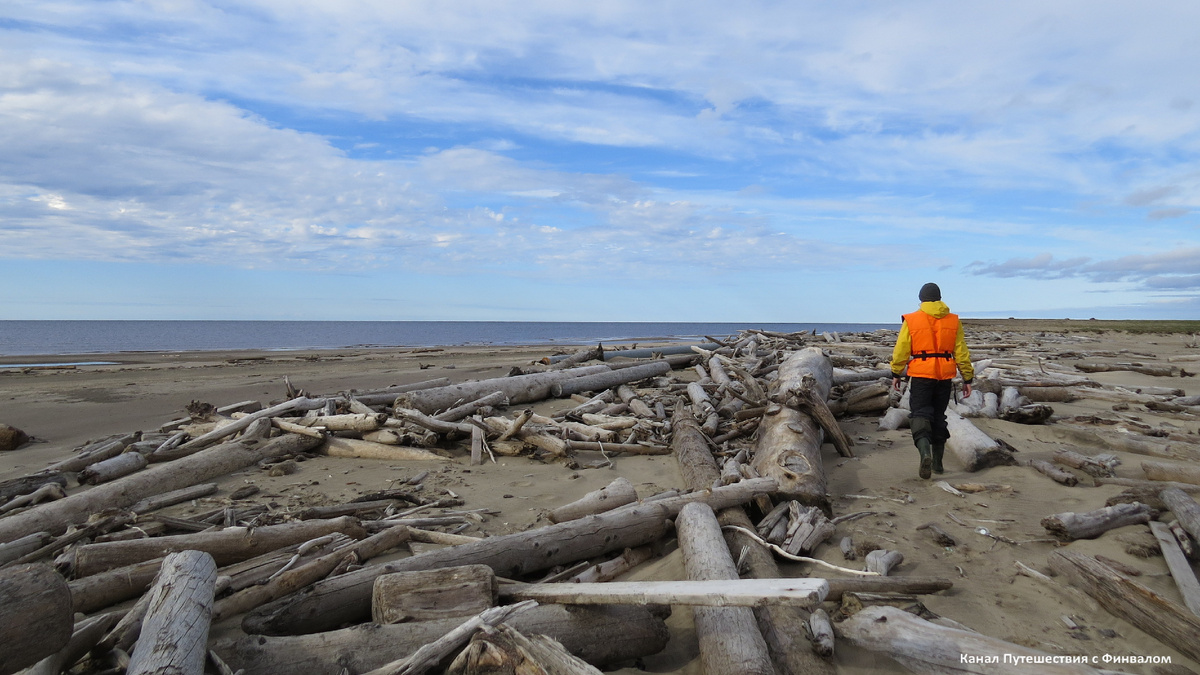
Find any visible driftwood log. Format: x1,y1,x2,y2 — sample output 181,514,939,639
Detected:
0,563,73,675
447,622,601,675
677,502,774,675
503,578,828,608
214,604,668,675
1029,459,1078,486
372,564,497,624
551,361,674,398
751,347,833,513
0,433,323,542
0,472,67,504
126,550,217,675
77,451,148,485
1147,521,1200,615
548,477,637,523
243,479,777,636
1161,487,1200,542
395,366,611,414
945,409,1018,472
1143,460,1200,486
1040,503,1153,540
1049,550,1200,662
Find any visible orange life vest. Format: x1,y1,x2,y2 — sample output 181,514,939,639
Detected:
903,310,960,380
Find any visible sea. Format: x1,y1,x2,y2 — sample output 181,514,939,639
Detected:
0,321,892,358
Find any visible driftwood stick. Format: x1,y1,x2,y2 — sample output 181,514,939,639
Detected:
548,477,638,524
1040,503,1153,540
1029,459,1078,486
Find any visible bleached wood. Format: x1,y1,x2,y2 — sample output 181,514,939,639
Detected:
1041,503,1152,541
321,437,449,462
372,564,496,624
396,366,611,413
1144,460,1200,486
503,578,827,607
126,550,217,675
174,397,328,453
1160,487,1200,542
549,477,638,523
1148,521,1200,616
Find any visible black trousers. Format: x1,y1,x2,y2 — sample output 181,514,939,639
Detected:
908,377,953,444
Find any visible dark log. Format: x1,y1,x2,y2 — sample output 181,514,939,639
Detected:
823,576,953,601
0,434,322,543
791,385,854,458
1041,503,1153,540
0,472,66,503
70,516,367,577
551,361,674,398
372,564,496,624
447,622,601,675
676,502,774,675
243,479,776,636
0,424,30,452
1049,550,1200,662
998,403,1054,424
126,550,217,675
0,563,73,675
214,604,668,675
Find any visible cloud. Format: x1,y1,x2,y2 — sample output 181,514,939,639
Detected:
964,253,1090,279
967,247,1200,291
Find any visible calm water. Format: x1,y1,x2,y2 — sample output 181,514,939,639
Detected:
0,321,891,356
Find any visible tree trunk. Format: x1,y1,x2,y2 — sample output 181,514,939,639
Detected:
69,516,368,577
1161,487,1200,543
0,434,322,543
344,378,453,406
550,361,674,398
372,564,497,624
0,563,73,675
1049,550,1200,663
945,409,1018,472
396,366,611,414
752,347,833,514
1144,460,1200,486
214,604,668,675
1040,503,1153,540
126,550,217,675
548,477,638,523
837,605,1105,674
242,480,776,636
78,451,148,485
677,502,774,675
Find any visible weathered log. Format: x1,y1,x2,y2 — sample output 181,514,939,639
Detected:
1095,476,1200,494
808,608,835,657
0,563,73,675
0,532,52,566
677,502,774,675
1041,503,1153,541
342,378,453,406
551,361,674,398
792,384,854,458
999,403,1054,424
447,622,601,675
562,440,669,454
434,391,509,422
1161,487,1200,543
69,516,368,577
1148,521,1200,615
1049,550,1200,662
69,556,164,614
0,472,66,504
568,545,655,584
616,384,655,418
45,434,135,473
837,605,1106,674
126,550,217,675
396,366,611,414
1053,449,1116,478
752,347,833,513
216,604,668,675
130,483,219,515
1019,386,1076,402
1029,459,1078,486
548,345,604,370
1052,426,1199,462
321,437,450,462
22,613,119,675
294,413,387,432
503,578,828,608
0,482,65,515
548,477,638,523
243,479,776,636
864,550,904,576
1075,361,1177,377
78,451,148,485
945,409,1018,472
1144,460,1200,486
174,397,328,454
373,564,497,624
0,433,322,543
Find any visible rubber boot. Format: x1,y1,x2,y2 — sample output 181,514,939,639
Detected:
909,417,933,480
931,442,945,474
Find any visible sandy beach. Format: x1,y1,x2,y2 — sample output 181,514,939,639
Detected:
2,322,1199,674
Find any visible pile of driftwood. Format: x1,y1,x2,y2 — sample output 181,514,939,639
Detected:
1,328,1199,674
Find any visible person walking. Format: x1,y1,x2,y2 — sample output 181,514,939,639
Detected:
890,283,974,479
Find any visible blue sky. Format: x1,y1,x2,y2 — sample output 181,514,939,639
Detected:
1,1,1198,321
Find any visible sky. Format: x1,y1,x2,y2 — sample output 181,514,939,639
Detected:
1,1,1198,322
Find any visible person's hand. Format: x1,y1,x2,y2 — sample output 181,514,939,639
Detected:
962,382,972,398
892,377,902,391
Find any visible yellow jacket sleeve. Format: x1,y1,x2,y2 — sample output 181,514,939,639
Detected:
954,323,974,382
890,322,912,376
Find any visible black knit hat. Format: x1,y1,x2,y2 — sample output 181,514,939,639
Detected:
919,283,941,302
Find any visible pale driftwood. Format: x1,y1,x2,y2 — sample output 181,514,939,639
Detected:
130,483,219,515
569,545,654,583
1049,550,1200,663
362,600,538,675
1052,449,1116,478
864,550,904,576
344,378,453,406
0,531,51,566
126,550,218,675
321,437,449,463
295,413,387,432
1161,487,1200,543
0,563,72,674
45,437,132,474
1052,425,1198,462
1029,459,1078,486
945,409,1018,472
752,347,833,513
0,472,66,504
552,361,674,398
1095,476,1200,493
68,556,164,614
1143,460,1200,486
391,408,475,435
837,605,1105,674
616,384,655,417
1041,503,1153,540
549,477,638,523
372,565,496,624
216,604,667,675
1148,521,1200,616
469,423,484,466
447,622,602,675
78,451,148,485
244,479,777,636
503,578,828,608
677,502,774,675
175,397,328,453
792,383,855,457
397,366,611,414
0,433,322,543
212,524,410,623
548,345,604,370
808,608,835,657
562,440,669,454
433,391,509,422
70,516,368,577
